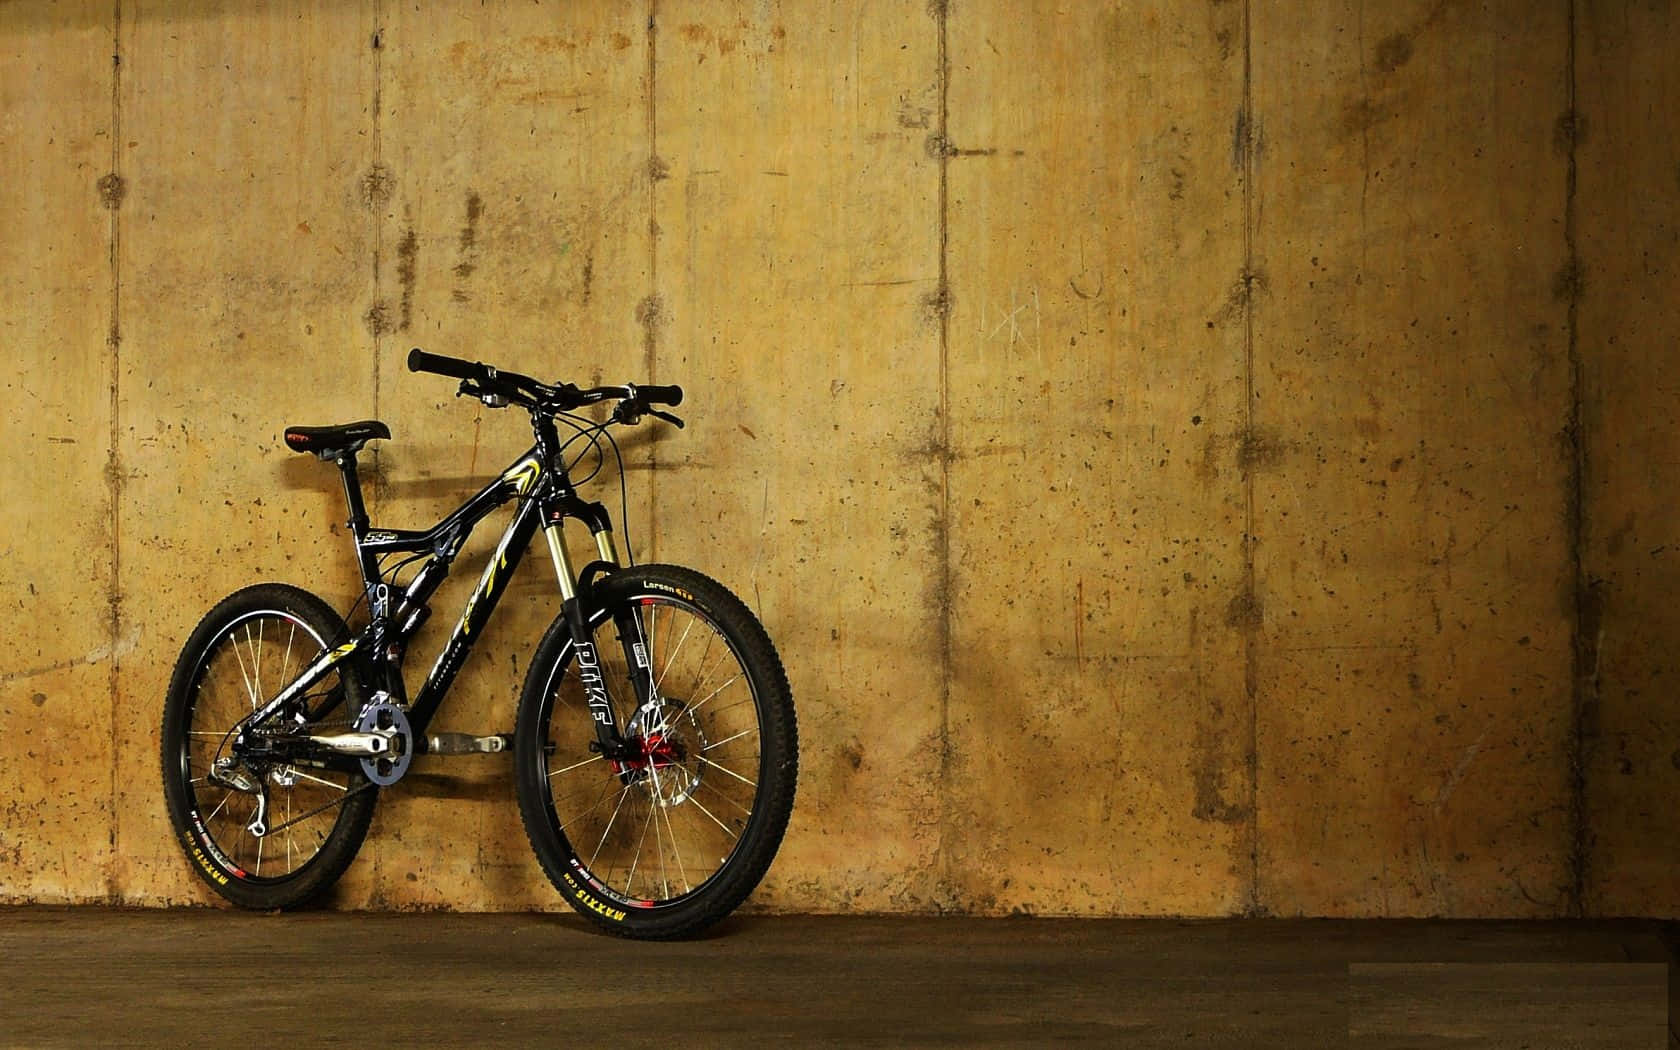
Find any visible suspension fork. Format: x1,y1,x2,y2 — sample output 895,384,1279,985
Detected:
542,508,655,756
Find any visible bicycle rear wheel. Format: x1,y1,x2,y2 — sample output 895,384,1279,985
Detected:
161,583,377,909
514,565,797,939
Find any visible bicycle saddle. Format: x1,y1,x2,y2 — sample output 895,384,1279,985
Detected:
283,420,391,458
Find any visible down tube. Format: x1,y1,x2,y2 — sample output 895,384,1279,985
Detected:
407,496,543,734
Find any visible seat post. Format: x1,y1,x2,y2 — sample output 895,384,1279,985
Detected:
333,452,387,620
333,452,371,537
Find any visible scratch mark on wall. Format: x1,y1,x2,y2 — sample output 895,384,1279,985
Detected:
981,285,1043,391
1068,273,1103,300
2,629,141,686
1432,729,1487,811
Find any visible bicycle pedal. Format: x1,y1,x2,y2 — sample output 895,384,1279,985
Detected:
426,732,512,755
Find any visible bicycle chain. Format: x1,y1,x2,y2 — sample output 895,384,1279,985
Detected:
259,779,378,837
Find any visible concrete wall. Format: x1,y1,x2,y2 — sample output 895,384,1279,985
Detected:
1,0,1674,917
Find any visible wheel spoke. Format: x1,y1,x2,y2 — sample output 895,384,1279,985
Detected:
625,798,657,900
700,726,757,753
284,768,348,792
657,790,690,894
693,771,753,813
654,613,697,694
683,672,744,720
560,778,629,834
684,627,723,708
281,621,296,692
684,792,739,840
697,754,756,788
547,753,605,779
231,628,259,711
205,790,232,825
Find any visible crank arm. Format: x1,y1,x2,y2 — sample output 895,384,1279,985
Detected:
305,731,395,757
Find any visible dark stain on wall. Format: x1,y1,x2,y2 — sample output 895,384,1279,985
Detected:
1209,268,1267,330
364,301,391,336
1554,109,1589,156
635,294,664,358
920,282,953,331
452,191,482,302
96,173,125,210
395,227,418,331
1236,425,1287,476
1341,96,1392,138
1374,32,1413,73
1192,712,1248,825
1225,589,1264,630
1553,258,1587,304
457,191,482,256
361,164,393,210
898,96,932,129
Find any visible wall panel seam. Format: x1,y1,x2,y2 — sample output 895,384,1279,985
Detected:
1239,0,1262,918
932,0,954,909
368,0,386,503
1561,0,1595,920
105,0,125,905
645,0,661,561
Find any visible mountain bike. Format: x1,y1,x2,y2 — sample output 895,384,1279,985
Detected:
161,348,798,939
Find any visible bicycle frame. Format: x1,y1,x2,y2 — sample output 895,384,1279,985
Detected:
244,426,648,761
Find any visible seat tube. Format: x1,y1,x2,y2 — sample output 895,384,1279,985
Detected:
336,453,381,591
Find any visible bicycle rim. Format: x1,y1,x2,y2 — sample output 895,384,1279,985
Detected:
535,593,769,910
176,610,361,882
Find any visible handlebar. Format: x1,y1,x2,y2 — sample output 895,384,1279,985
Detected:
406,348,483,382
406,348,683,424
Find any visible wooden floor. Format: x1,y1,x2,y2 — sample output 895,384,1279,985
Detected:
0,909,1673,1047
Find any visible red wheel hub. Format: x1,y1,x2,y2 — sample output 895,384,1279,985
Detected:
612,733,682,775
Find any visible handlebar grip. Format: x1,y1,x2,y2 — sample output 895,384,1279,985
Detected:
408,348,481,381
639,384,683,407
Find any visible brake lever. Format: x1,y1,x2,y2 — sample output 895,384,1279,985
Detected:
648,408,685,429
456,379,506,408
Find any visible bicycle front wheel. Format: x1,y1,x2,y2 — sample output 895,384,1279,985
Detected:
514,565,797,939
